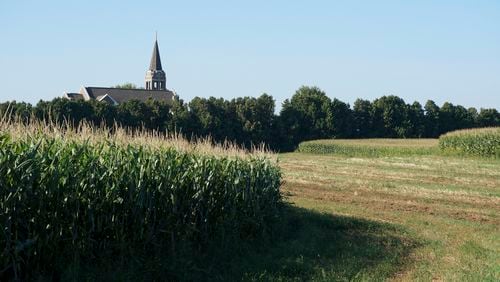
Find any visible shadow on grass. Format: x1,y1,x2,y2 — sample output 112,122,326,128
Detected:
61,205,420,281
178,205,419,281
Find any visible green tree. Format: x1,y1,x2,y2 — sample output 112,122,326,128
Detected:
424,100,440,137
117,100,149,128
90,100,117,126
0,101,33,122
168,97,193,135
278,99,303,151
372,95,409,137
280,86,333,145
114,83,143,89
439,102,457,134
45,98,95,125
477,108,500,127
143,99,172,131
467,107,479,127
233,94,277,148
408,101,425,137
353,99,373,138
330,98,353,138
188,97,235,141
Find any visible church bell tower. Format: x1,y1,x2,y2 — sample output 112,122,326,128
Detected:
145,36,166,90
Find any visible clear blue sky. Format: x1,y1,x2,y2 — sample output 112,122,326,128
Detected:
1,0,499,110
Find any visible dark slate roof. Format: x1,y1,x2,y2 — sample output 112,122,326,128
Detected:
84,87,174,104
149,40,162,71
65,92,84,100
96,94,117,105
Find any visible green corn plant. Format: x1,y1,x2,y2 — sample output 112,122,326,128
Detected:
297,139,439,157
0,122,282,279
439,127,500,158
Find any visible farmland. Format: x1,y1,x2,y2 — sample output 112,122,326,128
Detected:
278,139,500,280
440,127,500,158
297,138,439,157
1,121,499,280
0,121,282,280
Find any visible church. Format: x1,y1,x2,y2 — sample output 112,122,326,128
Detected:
64,38,175,105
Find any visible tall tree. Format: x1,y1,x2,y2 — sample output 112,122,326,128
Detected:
424,100,440,137
408,101,425,137
467,107,479,127
330,98,353,138
477,108,500,127
353,99,373,138
233,94,277,148
280,86,333,143
117,100,149,128
144,99,172,131
372,95,409,137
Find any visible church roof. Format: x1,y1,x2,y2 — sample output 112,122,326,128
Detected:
82,87,174,104
149,40,163,71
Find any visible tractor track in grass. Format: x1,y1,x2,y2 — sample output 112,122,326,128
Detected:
279,152,500,280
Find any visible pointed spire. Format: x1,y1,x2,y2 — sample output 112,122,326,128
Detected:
149,36,162,71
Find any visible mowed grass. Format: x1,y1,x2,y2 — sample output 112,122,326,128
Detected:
278,149,500,281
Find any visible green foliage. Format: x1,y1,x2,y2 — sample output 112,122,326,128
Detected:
331,98,353,138
1,86,499,152
297,139,439,157
352,99,373,137
424,100,440,137
113,82,142,89
185,95,278,148
279,86,333,143
0,131,282,279
439,127,500,158
477,108,500,127
372,95,410,137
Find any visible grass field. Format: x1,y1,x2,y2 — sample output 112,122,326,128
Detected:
273,139,500,281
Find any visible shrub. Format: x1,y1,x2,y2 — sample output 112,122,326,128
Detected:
439,127,500,158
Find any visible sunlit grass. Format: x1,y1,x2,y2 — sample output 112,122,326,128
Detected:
279,151,500,280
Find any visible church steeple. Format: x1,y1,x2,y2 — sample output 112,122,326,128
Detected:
145,35,166,90
149,39,162,71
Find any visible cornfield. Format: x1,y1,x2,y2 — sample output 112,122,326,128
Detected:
0,120,282,279
439,127,500,158
297,139,439,157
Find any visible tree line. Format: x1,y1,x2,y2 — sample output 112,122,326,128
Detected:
2,86,499,151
